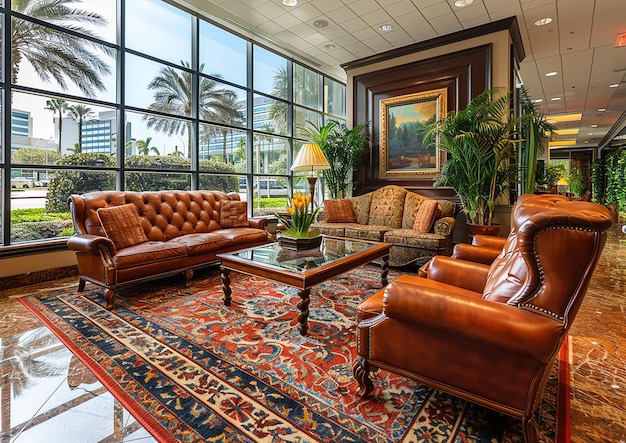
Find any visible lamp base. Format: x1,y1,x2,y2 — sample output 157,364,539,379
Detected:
307,176,318,207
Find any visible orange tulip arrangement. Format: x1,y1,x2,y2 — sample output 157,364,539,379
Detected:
275,193,321,238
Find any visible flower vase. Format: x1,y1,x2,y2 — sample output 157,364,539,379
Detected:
278,231,323,251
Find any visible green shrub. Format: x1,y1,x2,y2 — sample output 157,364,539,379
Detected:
45,153,241,212
46,153,116,213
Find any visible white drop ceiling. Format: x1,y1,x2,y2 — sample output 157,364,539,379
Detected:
180,0,626,151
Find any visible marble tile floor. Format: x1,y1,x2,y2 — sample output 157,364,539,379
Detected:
0,225,625,443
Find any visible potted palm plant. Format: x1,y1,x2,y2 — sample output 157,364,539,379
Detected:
424,88,519,234
302,121,368,199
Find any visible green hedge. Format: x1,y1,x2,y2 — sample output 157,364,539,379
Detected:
46,154,239,212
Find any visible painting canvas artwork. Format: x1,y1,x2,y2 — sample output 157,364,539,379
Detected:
379,88,447,178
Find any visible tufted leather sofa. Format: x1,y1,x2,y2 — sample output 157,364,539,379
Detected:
312,185,457,266
67,190,269,309
353,194,612,443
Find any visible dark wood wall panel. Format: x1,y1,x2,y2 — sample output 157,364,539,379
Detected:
352,45,492,196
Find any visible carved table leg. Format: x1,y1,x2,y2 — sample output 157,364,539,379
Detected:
78,279,86,292
297,288,311,336
221,268,232,306
381,254,389,287
352,355,374,397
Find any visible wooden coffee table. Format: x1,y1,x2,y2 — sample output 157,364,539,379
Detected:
217,236,390,336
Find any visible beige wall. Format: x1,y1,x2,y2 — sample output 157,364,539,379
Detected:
0,250,76,279
345,29,513,125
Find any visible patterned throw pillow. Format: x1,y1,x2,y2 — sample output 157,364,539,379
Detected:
220,200,249,228
97,203,149,250
324,199,356,223
412,199,441,233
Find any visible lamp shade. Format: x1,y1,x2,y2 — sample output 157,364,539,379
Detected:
557,177,569,186
291,143,330,172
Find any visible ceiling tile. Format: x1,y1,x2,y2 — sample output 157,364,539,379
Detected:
325,5,358,24
359,9,393,27
339,16,369,33
420,2,454,19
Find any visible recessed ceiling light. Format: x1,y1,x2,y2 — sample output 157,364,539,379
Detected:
454,0,473,7
545,71,558,77
555,128,579,136
598,108,606,112
591,124,598,128
282,0,297,6
610,84,620,88
532,99,543,103
322,43,335,51
313,19,328,29
551,97,561,101
534,17,552,26
378,24,393,32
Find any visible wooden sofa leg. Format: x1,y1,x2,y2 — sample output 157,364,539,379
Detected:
185,269,194,287
77,279,86,292
353,355,375,397
104,288,115,310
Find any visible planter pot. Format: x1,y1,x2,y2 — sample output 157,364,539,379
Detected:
467,223,501,237
278,232,323,251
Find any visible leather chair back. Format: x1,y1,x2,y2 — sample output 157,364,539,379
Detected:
483,194,611,327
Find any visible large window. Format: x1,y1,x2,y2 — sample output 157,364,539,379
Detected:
0,0,345,249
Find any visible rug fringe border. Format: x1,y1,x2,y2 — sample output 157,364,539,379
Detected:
18,296,178,443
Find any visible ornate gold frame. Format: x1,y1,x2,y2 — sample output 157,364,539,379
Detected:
379,88,447,178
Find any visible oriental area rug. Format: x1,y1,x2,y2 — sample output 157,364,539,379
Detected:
19,265,569,443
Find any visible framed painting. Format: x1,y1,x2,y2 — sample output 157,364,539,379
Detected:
379,88,447,178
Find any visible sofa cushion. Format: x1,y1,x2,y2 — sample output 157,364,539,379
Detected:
324,199,356,223
97,203,149,250
412,199,440,232
214,227,269,245
348,193,373,225
169,232,232,255
384,229,447,249
220,200,248,228
311,222,358,237
368,185,407,228
344,225,391,242
112,241,188,269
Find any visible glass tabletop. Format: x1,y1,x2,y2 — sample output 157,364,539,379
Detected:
228,237,381,273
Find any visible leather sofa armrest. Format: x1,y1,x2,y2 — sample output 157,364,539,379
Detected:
381,281,563,362
471,234,506,249
451,243,502,265
67,234,116,256
420,255,490,293
433,216,456,236
248,216,268,230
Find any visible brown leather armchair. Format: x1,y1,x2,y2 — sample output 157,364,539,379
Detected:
353,194,612,443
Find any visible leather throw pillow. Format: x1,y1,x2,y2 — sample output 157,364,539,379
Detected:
97,203,149,250
324,199,356,223
220,200,248,228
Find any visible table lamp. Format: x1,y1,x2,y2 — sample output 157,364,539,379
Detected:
291,143,330,207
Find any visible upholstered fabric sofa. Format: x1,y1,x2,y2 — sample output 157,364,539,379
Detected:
312,185,457,266
67,190,269,309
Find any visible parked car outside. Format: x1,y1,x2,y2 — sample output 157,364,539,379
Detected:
11,177,35,188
